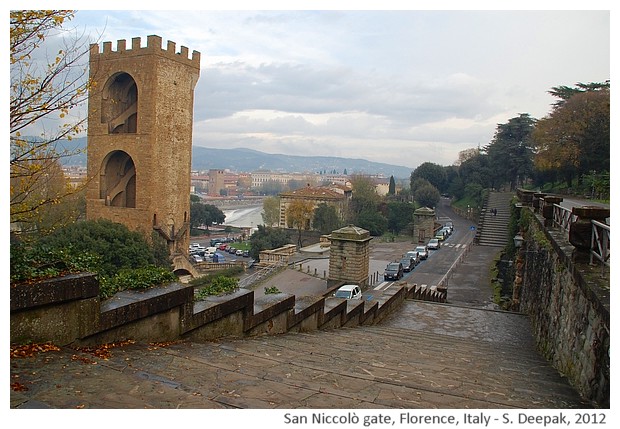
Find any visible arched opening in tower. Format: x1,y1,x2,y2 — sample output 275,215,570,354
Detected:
100,150,136,208
102,72,138,134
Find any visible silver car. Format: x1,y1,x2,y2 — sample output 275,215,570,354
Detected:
405,251,420,266
415,245,428,260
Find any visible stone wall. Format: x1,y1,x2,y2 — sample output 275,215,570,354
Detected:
516,210,610,407
10,274,445,349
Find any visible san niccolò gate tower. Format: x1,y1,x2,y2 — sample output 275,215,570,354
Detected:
85,35,200,274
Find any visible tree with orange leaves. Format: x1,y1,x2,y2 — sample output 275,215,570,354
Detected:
10,10,92,236
532,82,610,188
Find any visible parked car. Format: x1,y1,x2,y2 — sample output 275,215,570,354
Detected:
440,226,452,237
428,238,440,250
243,250,250,257
384,262,404,281
190,248,205,257
333,284,363,300
415,245,429,260
399,257,415,272
405,251,420,266
236,249,244,256
435,229,447,241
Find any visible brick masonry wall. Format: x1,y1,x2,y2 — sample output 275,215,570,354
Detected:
87,35,200,259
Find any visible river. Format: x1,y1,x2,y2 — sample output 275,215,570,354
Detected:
222,205,265,228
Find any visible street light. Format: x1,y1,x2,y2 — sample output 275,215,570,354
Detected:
513,234,524,248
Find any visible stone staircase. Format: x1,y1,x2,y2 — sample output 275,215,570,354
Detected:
475,191,514,247
10,299,587,409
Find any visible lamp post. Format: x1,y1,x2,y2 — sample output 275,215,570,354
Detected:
513,234,524,249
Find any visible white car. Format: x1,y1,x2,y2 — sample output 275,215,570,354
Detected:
427,238,440,250
333,284,363,300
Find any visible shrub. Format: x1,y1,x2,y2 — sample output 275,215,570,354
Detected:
188,266,244,288
10,240,102,284
10,220,177,299
195,275,239,300
264,286,281,294
99,266,177,300
37,219,165,277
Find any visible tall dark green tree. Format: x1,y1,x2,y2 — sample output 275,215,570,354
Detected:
484,113,536,190
386,202,414,234
312,203,342,234
248,225,290,260
388,175,396,195
356,209,387,236
190,202,225,232
410,162,447,194
458,153,492,190
414,182,441,209
548,81,610,109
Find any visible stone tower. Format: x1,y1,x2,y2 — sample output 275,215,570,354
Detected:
328,225,372,287
86,35,200,272
413,206,435,243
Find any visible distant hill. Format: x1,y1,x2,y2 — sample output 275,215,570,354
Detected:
57,137,413,179
191,146,413,178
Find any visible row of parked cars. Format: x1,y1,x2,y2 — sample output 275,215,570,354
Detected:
189,242,249,263
385,243,430,281
384,221,454,280
333,221,455,300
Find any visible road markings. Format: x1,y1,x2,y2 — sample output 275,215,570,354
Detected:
374,282,388,290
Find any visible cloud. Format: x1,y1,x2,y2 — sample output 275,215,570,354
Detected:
18,9,609,170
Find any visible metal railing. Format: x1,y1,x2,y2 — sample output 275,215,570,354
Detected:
436,240,473,290
553,204,578,234
238,261,286,289
590,220,610,275
542,202,610,273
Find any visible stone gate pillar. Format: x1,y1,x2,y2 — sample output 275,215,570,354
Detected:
542,196,563,227
328,225,372,288
413,207,435,244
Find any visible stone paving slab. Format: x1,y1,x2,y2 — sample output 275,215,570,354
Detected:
10,311,587,410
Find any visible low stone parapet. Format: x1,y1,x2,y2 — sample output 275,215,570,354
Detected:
10,274,100,346
12,272,425,349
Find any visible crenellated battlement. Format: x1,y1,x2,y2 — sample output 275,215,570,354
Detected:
89,34,200,68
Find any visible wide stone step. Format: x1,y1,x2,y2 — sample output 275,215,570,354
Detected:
10,304,587,409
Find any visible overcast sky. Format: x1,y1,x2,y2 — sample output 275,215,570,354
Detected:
12,3,612,170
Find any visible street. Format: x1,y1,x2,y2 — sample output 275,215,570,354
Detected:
290,197,480,301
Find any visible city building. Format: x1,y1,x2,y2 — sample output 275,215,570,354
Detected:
278,184,351,229
251,170,320,189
